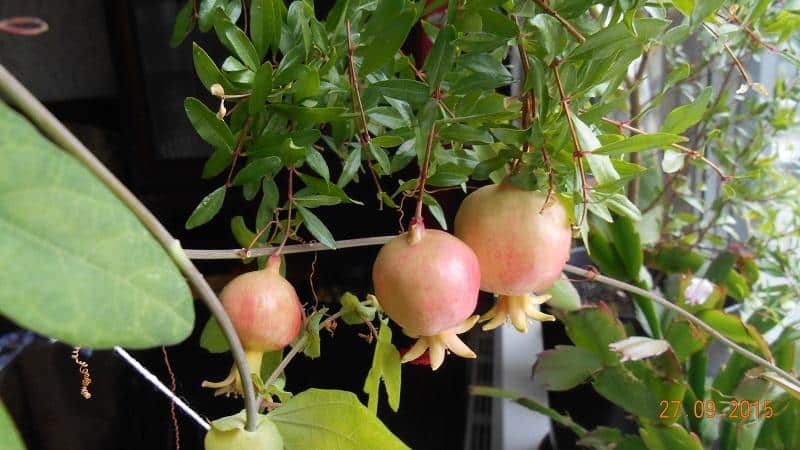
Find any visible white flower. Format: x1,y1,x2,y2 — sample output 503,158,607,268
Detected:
609,336,671,362
684,277,715,306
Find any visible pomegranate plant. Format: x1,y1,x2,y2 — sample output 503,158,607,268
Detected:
1,0,800,449
455,180,572,332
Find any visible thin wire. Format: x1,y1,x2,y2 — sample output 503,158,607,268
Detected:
113,347,210,431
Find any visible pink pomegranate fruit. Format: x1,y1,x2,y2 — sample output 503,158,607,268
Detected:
203,255,303,396
454,180,572,332
372,220,481,370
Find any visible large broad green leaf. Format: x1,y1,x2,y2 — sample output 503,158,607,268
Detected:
268,389,409,449
363,319,401,413
533,345,604,391
561,303,626,364
0,102,194,348
0,400,24,450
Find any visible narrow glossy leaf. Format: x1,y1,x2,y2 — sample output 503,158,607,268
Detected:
371,135,404,148
337,149,362,187
297,172,359,204
271,104,347,124
369,143,392,174
368,80,430,106
691,0,724,24
214,14,260,71
357,7,417,76
184,97,235,151
231,156,282,186
295,205,337,249
661,87,712,135
193,43,228,91
423,24,456,92
0,102,193,348
251,0,286,58
292,194,341,208
202,147,233,179
257,178,280,227
170,0,195,47
0,400,23,450
268,389,410,449
249,63,273,115
594,133,687,155
533,345,603,391
186,186,226,229
198,0,223,32
231,216,256,247
573,116,619,185
305,148,330,182
200,317,229,353
363,319,402,413
423,194,448,230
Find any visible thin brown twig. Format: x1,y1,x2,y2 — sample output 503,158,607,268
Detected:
552,60,589,227
71,347,92,400
309,252,319,308
600,117,732,181
225,118,254,188
345,19,385,208
532,0,586,43
414,123,437,223
275,167,295,256
161,346,180,450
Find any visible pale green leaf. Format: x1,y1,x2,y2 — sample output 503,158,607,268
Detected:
296,205,337,249
186,186,227,229
0,400,24,450
661,87,712,135
363,319,402,413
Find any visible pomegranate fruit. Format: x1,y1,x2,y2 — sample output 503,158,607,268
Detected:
205,410,283,450
454,180,572,332
372,220,481,370
203,255,303,396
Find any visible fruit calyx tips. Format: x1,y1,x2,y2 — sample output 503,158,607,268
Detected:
201,350,264,397
480,294,555,333
400,315,480,370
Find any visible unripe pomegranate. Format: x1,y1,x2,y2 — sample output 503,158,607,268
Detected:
454,180,572,332
203,255,303,396
372,220,481,370
205,410,283,450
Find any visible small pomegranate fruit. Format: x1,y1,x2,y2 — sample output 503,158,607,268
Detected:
203,255,303,396
454,180,572,332
205,410,283,450
372,219,481,370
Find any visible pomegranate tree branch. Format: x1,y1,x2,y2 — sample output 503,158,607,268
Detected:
552,60,589,226
600,116,732,181
225,118,254,188
345,19,385,208
274,167,295,255
0,64,261,432
532,0,585,43
414,122,437,223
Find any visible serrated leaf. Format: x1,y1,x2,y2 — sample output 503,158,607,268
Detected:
533,345,603,391
561,303,626,364
249,63,273,115
268,389,409,449
186,186,226,229
364,319,401,413
231,156,282,186
296,205,337,249
0,400,24,450
185,97,236,151
0,102,193,348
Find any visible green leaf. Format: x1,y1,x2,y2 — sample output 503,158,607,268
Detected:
357,7,417,76
305,147,330,182
649,245,704,273
186,186,227,229
214,14,261,71
184,97,235,151
295,205,337,249
337,149,362,187
664,320,708,361
340,292,377,325
271,104,347,124
193,44,228,91
544,275,582,311
249,63,273,115
607,215,643,281
368,143,392,174
368,80,430,106
698,310,770,356
672,0,693,16
561,303,626,364
302,308,327,359
592,366,660,419
231,215,256,247
661,87,712,135
231,156,282,186
268,389,410,449
198,0,223,32
251,0,286,58
297,172,360,205
691,0,724,25
573,116,619,185
533,345,604,391
363,319,402,413
258,178,280,226
640,423,703,450
202,147,233,179
170,0,195,47
200,317,229,353
0,102,193,348
423,194,448,230
423,24,456,93
0,400,23,450
594,133,687,155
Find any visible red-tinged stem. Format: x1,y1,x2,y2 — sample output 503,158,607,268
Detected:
275,167,295,256
225,118,254,188
414,122,437,225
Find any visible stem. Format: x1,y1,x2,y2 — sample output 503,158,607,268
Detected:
414,122,437,224
532,0,586,43
0,64,261,432
470,386,587,437
275,167,295,255
552,60,590,226
225,118,254,188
